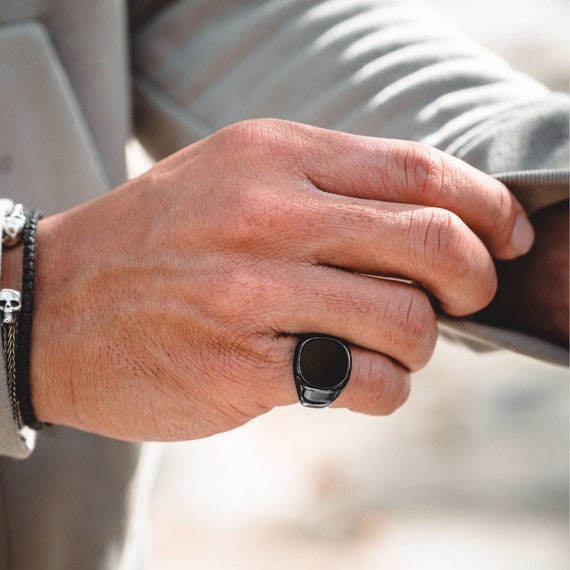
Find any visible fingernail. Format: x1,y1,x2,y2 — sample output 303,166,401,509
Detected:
510,213,535,256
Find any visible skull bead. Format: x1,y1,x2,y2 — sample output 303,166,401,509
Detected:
0,289,21,324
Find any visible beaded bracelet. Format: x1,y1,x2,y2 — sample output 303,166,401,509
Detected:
15,210,45,430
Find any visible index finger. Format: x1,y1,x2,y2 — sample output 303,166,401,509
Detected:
295,124,534,260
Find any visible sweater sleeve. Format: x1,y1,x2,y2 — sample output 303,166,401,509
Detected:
129,0,568,364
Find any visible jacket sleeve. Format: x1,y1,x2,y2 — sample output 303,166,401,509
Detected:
0,2,129,456
129,0,568,365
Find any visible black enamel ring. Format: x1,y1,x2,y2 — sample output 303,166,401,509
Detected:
293,334,352,408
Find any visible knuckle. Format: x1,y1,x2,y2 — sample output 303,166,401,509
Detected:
399,290,432,340
209,123,308,250
404,143,447,204
419,209,467,273
417,208,500,315
214,119,268,150
349,358,411,416
388,288,437,369
214,178,288,249
412,208,499,315
215,119,299,164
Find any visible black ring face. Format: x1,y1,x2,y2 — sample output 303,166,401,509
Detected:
293,335,352,408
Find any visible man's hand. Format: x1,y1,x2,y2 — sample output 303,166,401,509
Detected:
20,120,534,441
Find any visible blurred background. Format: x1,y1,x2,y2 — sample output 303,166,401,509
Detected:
130,1,569,568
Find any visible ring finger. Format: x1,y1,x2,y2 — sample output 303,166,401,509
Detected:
273,264,438,372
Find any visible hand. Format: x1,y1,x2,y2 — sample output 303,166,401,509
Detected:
482,200,569,345
18,120,533,441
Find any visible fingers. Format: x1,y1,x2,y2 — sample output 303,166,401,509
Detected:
374,140,535,260
264,336,411,417
228,267,432,416
232,120,534,260
295,197,497,316
206,120,529,314
277,266,438,371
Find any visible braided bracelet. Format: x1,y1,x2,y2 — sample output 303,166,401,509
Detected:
1,288,22,428
1,202,26,428
15,210,45,430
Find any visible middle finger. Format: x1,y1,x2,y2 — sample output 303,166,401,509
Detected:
295,193,497,316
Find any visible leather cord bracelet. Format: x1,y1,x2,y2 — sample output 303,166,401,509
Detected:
15,210,45,430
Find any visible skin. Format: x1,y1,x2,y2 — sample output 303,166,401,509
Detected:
2,119,541,442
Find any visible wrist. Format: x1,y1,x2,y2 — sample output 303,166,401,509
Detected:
26,215,72,427
1,241,23,291
1,209,49,429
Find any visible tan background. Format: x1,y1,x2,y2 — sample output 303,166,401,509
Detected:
137,1,569,568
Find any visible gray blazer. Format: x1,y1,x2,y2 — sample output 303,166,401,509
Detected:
0,1,567,567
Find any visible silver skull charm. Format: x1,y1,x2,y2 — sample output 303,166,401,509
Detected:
0,289,21,324
2,203,26,247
